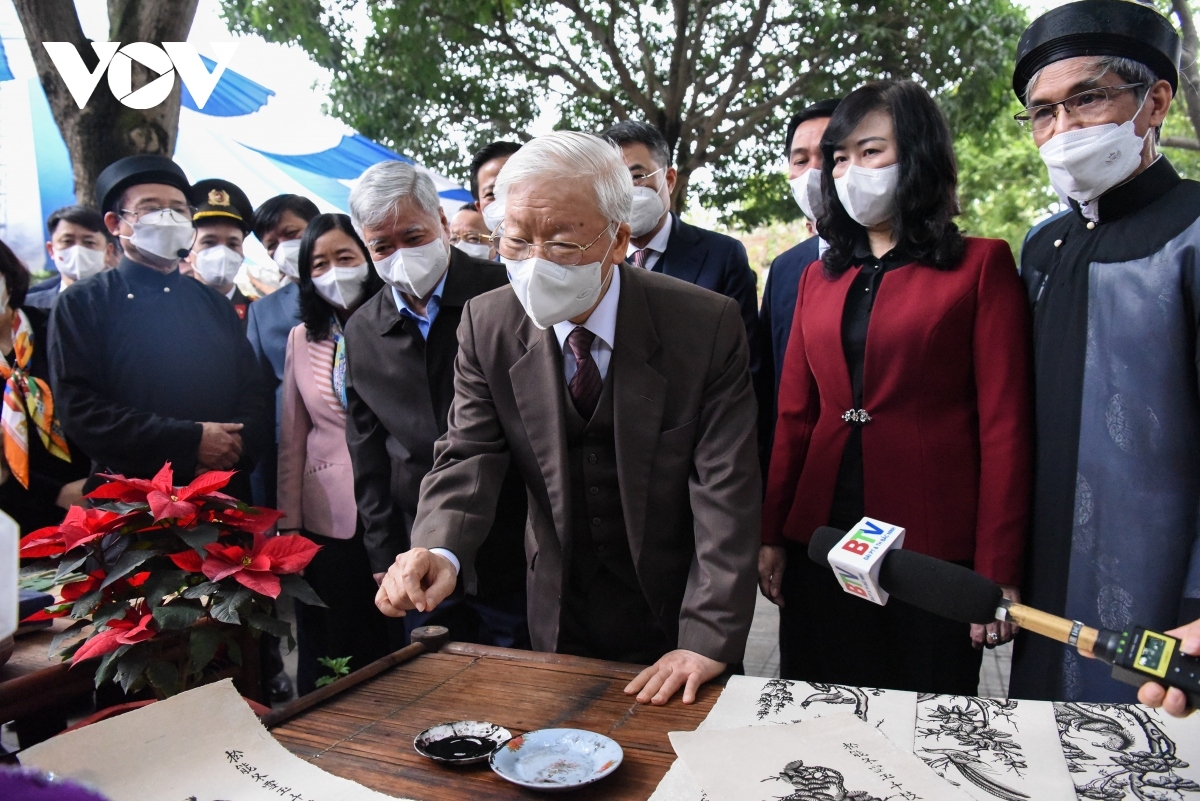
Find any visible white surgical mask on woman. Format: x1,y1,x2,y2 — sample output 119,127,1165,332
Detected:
454,241,492,260
272,239,302,280
54,245,107,282
372,237,449,299
312,263,369,310
503,231,616,329
122,209,195,261
628,186,667,237
193,245,243,286
789,167,825,221
834,163,900,227
1038,94,1151,204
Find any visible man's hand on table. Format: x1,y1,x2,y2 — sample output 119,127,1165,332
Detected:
625,650,725,706
1137,619,1200,717
375,547,458,617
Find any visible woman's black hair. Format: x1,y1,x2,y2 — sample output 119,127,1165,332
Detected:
817,80,964,276
297,213,384,342
0,238,31,309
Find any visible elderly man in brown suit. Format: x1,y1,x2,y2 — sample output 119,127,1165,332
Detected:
376,130,760,706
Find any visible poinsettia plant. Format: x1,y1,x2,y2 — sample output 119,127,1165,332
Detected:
20,463,323,698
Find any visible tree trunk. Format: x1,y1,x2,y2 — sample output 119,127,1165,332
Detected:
1172,0,1200,143
11,0,200,207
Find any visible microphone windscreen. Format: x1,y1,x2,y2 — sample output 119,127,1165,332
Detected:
807,527,846,568
878,550,1002,624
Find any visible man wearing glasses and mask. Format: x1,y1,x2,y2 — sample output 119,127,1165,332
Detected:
47,155,268,502
1010,0,1200,703
599,122,760,378
374,132,760,706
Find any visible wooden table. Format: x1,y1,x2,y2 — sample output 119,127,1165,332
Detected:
270,643,718,800
0,621,96,745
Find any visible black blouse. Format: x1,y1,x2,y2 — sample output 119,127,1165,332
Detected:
827,240,910,530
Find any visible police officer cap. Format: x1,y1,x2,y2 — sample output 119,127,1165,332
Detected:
190,178,254,233
1013,0,1181,100
95,154,191,214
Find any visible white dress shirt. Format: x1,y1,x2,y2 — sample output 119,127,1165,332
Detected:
432,266,622,579
629,214,673,272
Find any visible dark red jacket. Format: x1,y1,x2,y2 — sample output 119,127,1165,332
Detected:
761,237,1032,586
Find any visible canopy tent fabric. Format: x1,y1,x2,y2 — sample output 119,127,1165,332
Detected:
0,28,471,274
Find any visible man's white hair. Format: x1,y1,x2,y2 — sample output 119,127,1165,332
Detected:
349,161,442,232
494,131,632,224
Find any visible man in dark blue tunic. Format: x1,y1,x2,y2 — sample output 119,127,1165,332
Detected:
48,155,268,502
1009,0,1200,702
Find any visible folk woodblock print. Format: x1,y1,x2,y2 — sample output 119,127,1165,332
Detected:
915,695,1076,801
1055,701,1200,800
669,716,974,801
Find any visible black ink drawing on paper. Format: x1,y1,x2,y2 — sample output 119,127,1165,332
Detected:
1055,701,1200,800
915,696,1029,801
757,680,885,724
761,760,889,801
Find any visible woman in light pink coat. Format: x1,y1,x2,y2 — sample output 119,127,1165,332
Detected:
278,213,387,694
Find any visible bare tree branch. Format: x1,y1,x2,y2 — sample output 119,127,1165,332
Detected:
1171,0,1200,143
555,0,656,116
1163,135,1200,150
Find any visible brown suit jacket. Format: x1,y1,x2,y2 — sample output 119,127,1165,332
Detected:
411,264,762,663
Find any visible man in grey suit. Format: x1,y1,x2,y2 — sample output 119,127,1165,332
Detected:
376,131,761,706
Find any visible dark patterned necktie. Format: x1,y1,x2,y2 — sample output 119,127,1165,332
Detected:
567,326,601,419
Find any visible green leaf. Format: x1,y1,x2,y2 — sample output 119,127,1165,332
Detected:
48,619,90,657
189,626,224,676
145,660,180,696
315,675,337,688
90,601,129,630
141,569,188,609
176,523,220,555
210,586,252,624
100,548,159,589
70,588,102,619
94,650,121,688
54,551,89,582
152,601,205,631
247,612,292,640
278,574,328,608
181,580,221,599
115,645,152,694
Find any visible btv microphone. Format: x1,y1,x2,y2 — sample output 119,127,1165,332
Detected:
809,526,1200,706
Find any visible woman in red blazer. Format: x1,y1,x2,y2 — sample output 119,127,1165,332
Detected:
760,80,1033,694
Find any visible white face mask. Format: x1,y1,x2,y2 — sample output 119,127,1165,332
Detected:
1038,95,1151,204
454,240,492,260
503,231,616,329
193,244,244,286
312,263,369,310
54,244,107,281
628,186,668,238
121,209,195,261
481,202,505,233
272,239,302,280
373,237,449,299
834,163,900,227
789,167,825,221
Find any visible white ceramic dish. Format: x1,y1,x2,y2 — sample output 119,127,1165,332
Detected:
489,728,623,791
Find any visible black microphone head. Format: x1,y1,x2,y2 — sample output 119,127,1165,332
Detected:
879,550,1002,624
807,527,847,568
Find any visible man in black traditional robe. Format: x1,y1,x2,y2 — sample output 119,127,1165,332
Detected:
1009,0,1200,702
48,155,268,502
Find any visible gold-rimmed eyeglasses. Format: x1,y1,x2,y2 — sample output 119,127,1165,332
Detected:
1015,83,1145,134
494,223,614,266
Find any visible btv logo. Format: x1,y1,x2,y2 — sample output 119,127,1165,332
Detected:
42,42,238,110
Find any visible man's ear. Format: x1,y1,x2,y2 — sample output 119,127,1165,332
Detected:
666,167,678,195
1147,79,1173,129
103,211,123,237
45,241,55,259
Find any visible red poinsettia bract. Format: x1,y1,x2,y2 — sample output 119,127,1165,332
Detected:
169,533,319,598
22,570,151,622
71,604,158,665
18,506,143,558
88,462,237,521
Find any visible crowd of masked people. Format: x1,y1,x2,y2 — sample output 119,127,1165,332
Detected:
3,0,1198,714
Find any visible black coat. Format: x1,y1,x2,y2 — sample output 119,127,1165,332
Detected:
0,306,90,533
344,248,527,600
48,258,268,501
